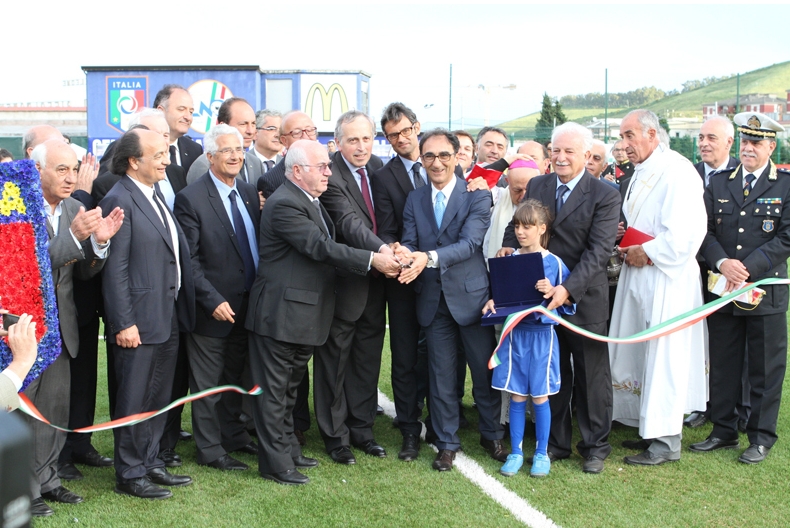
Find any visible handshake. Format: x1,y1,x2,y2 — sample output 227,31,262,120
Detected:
370,243,424,284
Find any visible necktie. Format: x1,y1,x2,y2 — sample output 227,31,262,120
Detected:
356,168,377,234
153,184,171,235
434,191,446,228
229,190,256,291
556,184,568,213
312,199,330,238
265,159,275,172
744,173,756,198
412,162,424,189
169,145,178,167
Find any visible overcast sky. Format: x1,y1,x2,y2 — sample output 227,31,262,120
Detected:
6,2,789,128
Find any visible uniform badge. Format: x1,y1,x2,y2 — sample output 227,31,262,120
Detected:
762,219,775,233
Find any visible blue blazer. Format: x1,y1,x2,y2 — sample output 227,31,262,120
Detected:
401,176,492,327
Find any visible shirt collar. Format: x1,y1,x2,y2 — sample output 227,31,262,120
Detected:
431,175,457,203
705,158,731,176
127,174,156,198
209,170,237,195
342,154,365,176
746,161,769,181
556,169,584,192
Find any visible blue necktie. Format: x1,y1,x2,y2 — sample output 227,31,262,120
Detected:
434,191,445,228
229,190,256,291
556,184,568,213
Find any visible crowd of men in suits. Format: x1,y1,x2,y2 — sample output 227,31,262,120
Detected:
8,82,789,515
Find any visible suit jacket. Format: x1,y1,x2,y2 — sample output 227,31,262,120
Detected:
48,197,107,357
100,176,195,343
186,152,263,186
320,152,386,322
257,158,287,199
401,176,493,327
245,180,371,346
371,156,416,246
177,136,204,174
503,171,620,326
694,156,740,184
701,164,790,316
174,172,261,337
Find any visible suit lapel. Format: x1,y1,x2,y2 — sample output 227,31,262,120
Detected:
728,166,745,207
334,153,372,223
420,187,438,235
437,177,465,236
554,173,590,226
203,175,244,259
286,180,333,239
392,157,415,197
122,176,174,253
540,176,557,217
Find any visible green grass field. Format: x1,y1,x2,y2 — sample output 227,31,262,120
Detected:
34,324,790,527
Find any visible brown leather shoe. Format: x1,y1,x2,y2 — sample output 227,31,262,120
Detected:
480,437,509,462
432,449,456,471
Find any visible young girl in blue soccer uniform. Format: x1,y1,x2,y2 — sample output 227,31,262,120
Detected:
483,199,575,478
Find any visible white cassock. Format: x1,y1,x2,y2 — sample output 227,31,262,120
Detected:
483,186,514,263
608,144,708,440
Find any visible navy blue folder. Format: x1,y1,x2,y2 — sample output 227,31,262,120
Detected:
482,252,545,326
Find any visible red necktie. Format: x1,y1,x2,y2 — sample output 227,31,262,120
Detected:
356,168,377,234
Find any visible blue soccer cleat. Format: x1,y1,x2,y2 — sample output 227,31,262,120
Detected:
530,452,551,478
500,454,523,477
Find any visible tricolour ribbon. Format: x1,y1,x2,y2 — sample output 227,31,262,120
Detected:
489,278,790,369
17,384,263,432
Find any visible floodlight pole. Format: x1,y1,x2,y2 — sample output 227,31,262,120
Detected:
449,64,453,130
604,68,609,143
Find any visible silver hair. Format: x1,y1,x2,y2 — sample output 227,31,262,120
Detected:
551,122,593,152
335,110,376,142
705,115,735,139
624,109,662,138
590,138,607,150
255,109,282,128
128,108,165,128
203,124,244,155
284,142,312,179
30,142,49,169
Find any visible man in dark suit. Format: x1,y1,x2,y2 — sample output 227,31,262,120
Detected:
245,140,399,485
24,140,122,516
174,125,260,471
314,111,390,464
398,129,504,472
154,84,203,174
501,122,620,474
252,109,283,170
691,112,790,464
100,128,196,499
257,111,319,199
186,98,264,186
685,116,743,429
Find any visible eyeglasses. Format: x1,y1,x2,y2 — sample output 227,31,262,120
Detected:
299,163,329,172
216,147,244,156
385,125,415,143
256,126,279,132
283,127,318,139
421,152,453,164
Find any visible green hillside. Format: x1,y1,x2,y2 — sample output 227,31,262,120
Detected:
498,60,790,136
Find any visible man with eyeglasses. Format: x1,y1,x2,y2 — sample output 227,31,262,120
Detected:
314,110,398,465
602,140,634,184
252,109,283,170
245,140,399,485
257,111,320,199
395,128,504,472
187,98,265,187
174,124,261,473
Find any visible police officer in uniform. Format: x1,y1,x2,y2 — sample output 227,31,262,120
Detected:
691,112,789,464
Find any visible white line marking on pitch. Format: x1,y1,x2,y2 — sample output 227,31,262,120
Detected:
378,390,559,528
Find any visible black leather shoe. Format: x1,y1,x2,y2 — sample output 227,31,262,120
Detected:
42,485,84,504
398,434,419,461
179,429,192,442
201,454,248,471
683,410,709,428
329,446,357,465
159,449,182,467
689,436,739,452
480,438,509,462
739,444,770,464
526,451,567,464
432,449,456,471
146,467,192,487
261,468,309,485
57,461,84,481
115,477,172,499
622,439,652,451
233,441,259,456
294,429,307,446
292,455,319,468
31,497,54,517
354,439,387,458
73,450,113,467
583,456,605,474
624,450,679,466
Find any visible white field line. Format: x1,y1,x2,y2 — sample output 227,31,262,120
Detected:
377,390,559,528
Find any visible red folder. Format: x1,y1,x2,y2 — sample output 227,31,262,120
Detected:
466,164,502,189
619,227,654,248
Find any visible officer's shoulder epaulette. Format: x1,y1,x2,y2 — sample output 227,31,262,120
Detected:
777,167,790,176
710,166,736,179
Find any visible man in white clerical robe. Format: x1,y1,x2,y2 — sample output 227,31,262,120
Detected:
609,110,708,466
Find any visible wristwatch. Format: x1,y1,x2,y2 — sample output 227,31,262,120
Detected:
426,252,435,267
